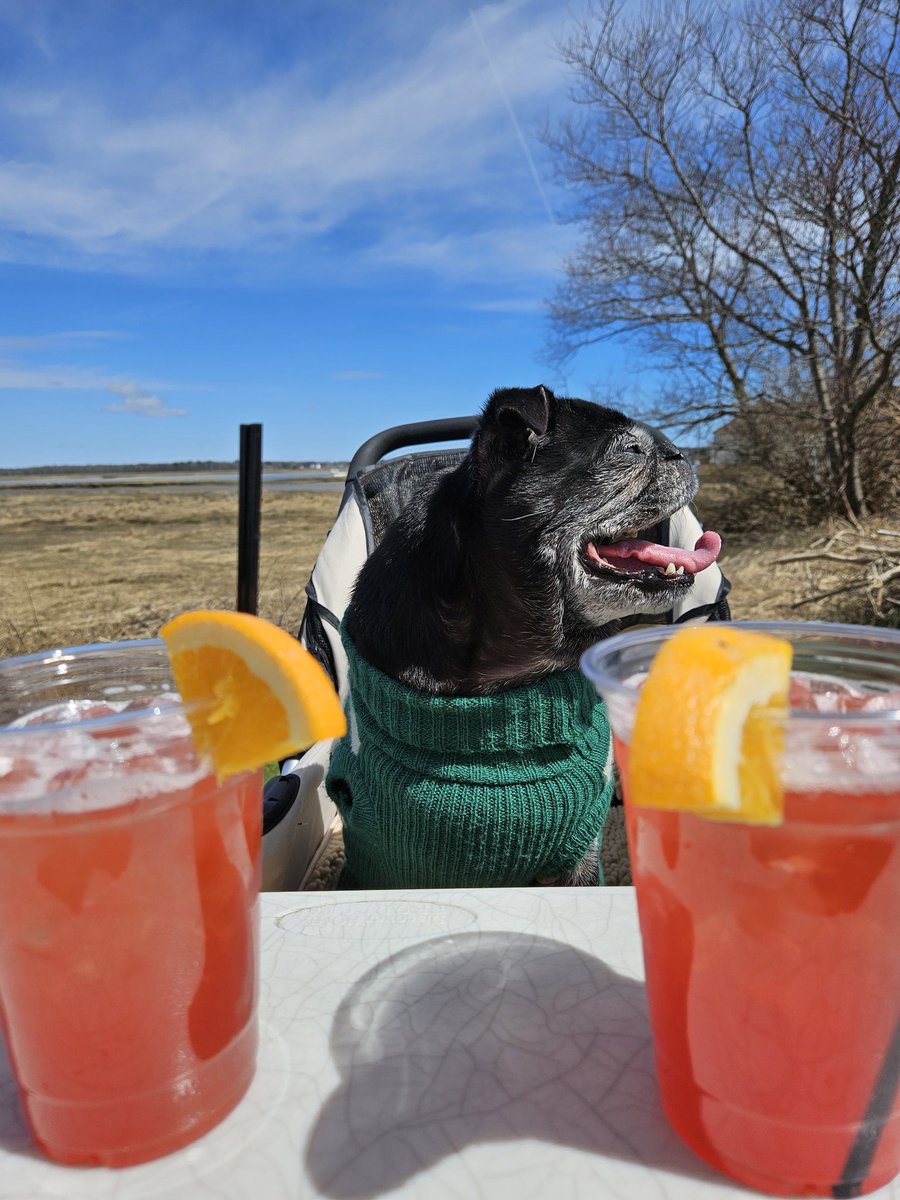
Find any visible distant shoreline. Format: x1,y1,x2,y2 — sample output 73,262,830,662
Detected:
0,464,348,493
0,461,347,477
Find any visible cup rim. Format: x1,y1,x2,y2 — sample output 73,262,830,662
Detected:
0,635,163,668
0,637,195,738
580,619,900,724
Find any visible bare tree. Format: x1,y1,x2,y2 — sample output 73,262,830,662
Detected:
546,0,900,520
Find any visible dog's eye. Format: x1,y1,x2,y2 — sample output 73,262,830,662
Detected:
624,443,645,456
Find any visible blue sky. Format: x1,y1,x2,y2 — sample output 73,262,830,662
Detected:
0,0,649,468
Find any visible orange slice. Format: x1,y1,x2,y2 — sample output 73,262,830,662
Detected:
629,626,792,824
160,610,346,779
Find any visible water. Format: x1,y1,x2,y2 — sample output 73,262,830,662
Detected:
0,470,345,494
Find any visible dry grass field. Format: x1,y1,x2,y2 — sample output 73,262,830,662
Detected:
0,486,342,657
697,466,900,629
1,472,897,659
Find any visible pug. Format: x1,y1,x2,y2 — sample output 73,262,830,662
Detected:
330,385,724,888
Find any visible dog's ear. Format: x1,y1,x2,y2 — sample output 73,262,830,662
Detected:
479,385,553,454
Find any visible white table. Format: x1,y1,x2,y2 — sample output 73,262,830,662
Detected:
1,888,897,1199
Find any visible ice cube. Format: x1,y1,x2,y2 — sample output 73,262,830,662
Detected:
789,673,898,714
8,698,128,728
0,698,205,814
0,753,40,789
859,690,900,714
854,733,900,780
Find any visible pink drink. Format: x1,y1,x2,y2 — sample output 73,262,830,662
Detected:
0,641,261,1166
582,622,900,1196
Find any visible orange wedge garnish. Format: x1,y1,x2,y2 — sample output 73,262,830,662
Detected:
161,610,346,779
630,626,792,824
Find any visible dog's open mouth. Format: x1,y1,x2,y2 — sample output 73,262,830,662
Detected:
582,529,722,587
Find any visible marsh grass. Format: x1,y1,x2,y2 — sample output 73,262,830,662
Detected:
1,471,896,663
698,469,900,625
1,486,341,657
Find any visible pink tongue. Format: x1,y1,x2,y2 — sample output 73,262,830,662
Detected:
587,530,722,573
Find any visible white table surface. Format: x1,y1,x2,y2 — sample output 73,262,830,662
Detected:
1,887,897,1200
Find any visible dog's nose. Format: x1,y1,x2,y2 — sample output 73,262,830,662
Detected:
636,421,687,462
656,435,685,461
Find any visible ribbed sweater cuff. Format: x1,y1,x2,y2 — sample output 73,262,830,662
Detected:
340,626,601,753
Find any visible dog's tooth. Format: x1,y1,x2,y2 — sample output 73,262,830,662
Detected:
675,565,685,575
664,562,677,576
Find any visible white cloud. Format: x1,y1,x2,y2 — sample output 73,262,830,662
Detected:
102,383,187,418
0,1,573,283
0,359,189,416
0,360,112,390
0,330,127,349
364,222,576,282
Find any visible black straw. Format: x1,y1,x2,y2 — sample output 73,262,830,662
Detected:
833,1014,900,1198
237,423,263,615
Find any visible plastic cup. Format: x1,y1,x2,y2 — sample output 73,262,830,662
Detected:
0,639,261,1167
581,621,900,1197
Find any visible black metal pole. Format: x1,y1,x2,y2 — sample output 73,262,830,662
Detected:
237,424,262,615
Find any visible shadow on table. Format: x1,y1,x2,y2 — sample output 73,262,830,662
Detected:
305,931,720,1198
0,1033,44,1161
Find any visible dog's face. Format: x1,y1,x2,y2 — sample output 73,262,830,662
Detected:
473,385,706,634
346,383,721,694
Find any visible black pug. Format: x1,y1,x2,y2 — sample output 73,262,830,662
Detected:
331,385,722,887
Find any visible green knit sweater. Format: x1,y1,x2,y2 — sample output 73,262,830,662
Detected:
325,630,613,889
